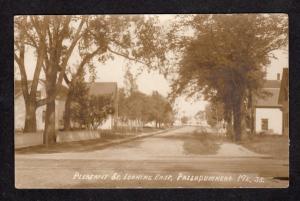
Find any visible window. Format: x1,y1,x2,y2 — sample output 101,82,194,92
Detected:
36,91,41,100
261,118,268,131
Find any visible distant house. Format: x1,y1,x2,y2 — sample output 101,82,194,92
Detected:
278,68,289,136
14,80,68,131
254,78,282,135
87,82,118,129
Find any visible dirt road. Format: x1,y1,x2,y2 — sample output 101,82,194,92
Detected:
15,126,288,188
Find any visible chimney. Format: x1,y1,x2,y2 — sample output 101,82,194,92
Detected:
277,73,281,81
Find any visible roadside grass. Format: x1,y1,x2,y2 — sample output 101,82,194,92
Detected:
241,135,289,159
15,138,118,154
16,133,132,154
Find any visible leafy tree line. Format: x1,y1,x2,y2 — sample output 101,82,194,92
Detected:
118,89,175,130
68,80,175,131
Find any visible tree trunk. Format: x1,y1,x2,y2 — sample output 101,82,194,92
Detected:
135,120,138,133
233,99,242,142
23,100,37,133
43,100,56,145
225,111,233,140
43,68,57,145
249,91,255,136
63,91,72,130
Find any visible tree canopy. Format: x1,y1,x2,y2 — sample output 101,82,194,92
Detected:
118,89,175,128
169,14,287,141
14,15,169,143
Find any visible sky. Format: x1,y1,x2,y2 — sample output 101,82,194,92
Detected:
16,14,289,118
91,49,288,118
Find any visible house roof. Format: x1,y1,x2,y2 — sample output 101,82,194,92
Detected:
255,79,281,108
87,82,118,97
263,80,281,88
255,88,281,107
15,80,118,101
14,80,68,100
278,68,289,104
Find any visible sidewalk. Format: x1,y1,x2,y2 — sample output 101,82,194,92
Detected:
215,142,270,158
98,127,178,149
15,127,177,154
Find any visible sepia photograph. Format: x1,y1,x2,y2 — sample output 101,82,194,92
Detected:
14,14,289,188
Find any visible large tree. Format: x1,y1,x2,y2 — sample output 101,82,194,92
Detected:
14,16,48,132
39,16,85,144
169,14,287,141
14,16,85,140
15,15,168,144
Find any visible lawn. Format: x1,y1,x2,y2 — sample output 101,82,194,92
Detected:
15,135,128,154
241,135,289,159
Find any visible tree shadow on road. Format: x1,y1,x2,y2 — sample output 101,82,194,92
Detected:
157,131,225,155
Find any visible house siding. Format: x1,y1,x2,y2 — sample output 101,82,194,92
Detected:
55,99,65,130
14,96,26,131
15,97,46,131
15,96,65,131
255,108,282,135
15,82,45,131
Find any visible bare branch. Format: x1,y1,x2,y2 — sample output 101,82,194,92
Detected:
63,73,71,86
29,17,48,99
107,46,150,68
30,16,43,39
56,18,85,84
14,49,29,101
38,18,86,107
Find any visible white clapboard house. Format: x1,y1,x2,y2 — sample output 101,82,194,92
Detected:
15,80,119,132
254,76,283,135
14,80,67,131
